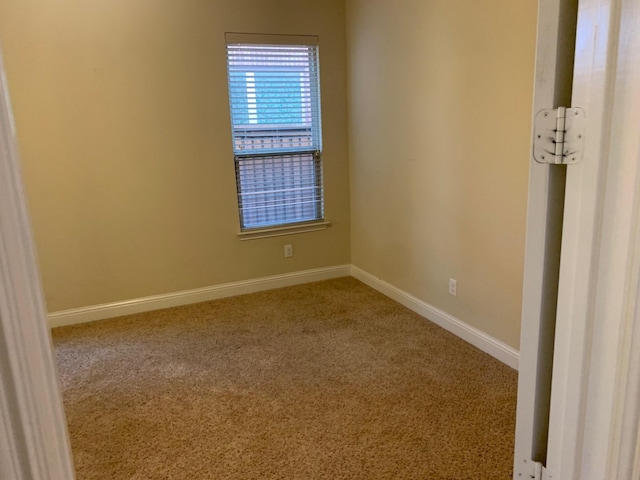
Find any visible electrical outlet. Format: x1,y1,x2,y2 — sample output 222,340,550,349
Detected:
284,244,293,258
448,278,457,296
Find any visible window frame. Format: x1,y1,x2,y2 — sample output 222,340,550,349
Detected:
225,33,326,235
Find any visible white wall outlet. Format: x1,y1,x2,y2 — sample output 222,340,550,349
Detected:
448,278,457,296
284,244,293,258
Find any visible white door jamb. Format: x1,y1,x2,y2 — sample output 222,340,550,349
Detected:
0,51,76,480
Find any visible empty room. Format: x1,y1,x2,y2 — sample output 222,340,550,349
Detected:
1,0,535,478
6,0,635,479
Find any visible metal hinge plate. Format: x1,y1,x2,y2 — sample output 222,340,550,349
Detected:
534,461,553,480
516,459,548,480
533,107,586,165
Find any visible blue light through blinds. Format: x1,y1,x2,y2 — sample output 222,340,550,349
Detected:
226,38,323,230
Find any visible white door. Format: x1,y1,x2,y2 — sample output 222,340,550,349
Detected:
514,0,640,478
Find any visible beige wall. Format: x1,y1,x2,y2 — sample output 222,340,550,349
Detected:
0,0,350,312
1,0,536,349
346,0,537,348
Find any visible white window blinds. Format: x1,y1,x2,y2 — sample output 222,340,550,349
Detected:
225,33,324,231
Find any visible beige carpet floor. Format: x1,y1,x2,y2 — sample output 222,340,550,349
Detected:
52,277,518,480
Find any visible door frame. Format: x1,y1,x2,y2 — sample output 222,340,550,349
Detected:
515,0,640,478
0,53,76,479
546,0,640,477
512,0,578,477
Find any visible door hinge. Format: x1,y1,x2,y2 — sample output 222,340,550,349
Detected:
533,107,586,165
517,459,548,480
533,461,553,480
533,461,543,480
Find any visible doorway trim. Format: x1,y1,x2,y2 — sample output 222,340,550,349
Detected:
547,0,640,476
514,0,640,478
0,53,75,480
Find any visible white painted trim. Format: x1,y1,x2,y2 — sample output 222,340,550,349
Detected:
0,52,76,479
544,0,629,477
542,0,640,478
609,259,640,479
237,221,330,240
49,265,351,328
50,264,520,372
350,266,519,370
573,0,640,477
513,1,577,477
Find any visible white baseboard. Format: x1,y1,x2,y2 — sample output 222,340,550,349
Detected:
49,263,519,371
49,265,351,328
350,266,520,370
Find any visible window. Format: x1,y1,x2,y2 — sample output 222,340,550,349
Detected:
225,33,324,231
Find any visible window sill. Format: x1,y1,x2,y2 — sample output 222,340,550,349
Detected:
237,221,330,240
